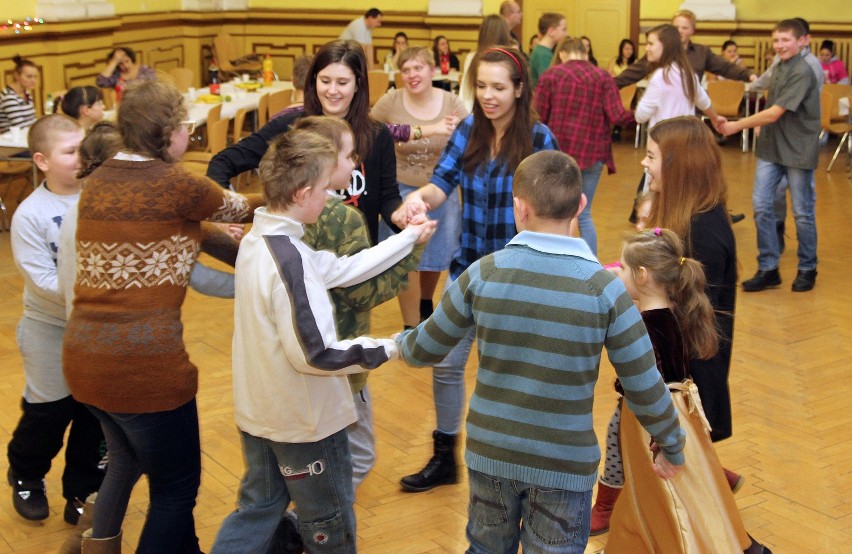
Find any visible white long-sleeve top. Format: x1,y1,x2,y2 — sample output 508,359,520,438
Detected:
232,207,415,443
635,63,711,128
11,182,78,326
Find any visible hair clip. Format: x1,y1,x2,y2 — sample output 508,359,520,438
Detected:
654,227,662,236
679,256,686,266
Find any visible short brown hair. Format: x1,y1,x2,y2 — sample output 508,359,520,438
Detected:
291,55,313,91
291,115,353,156
774,19,806,38
398,47,435,69
118,80,186,162
27,114,81,157
78,121,123,179
512,150,582,220
538,13,564,36
259,128,337,211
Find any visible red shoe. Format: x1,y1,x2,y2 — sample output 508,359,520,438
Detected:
590,481,622,536
723,468,745,494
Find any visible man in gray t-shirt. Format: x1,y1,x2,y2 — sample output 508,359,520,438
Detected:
719,19,820,293
340,8,383,69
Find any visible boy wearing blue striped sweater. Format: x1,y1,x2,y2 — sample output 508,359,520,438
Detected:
396,150,685,553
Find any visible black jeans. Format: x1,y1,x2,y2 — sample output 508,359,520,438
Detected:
7,395,105,500
87,398,202,553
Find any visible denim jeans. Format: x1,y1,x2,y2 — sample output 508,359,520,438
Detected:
577,162,604,256
87,398,202,553
465,469,591,554
433,273,476,433
752,159,817,271
211,428,356,554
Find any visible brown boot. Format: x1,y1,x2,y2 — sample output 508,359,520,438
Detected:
590,480,622,536
58,494,97,554
80,529,122,554
723,468,745,494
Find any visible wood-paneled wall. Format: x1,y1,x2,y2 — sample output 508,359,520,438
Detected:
2,10,851,114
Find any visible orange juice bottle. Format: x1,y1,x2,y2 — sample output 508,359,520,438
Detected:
263,54,274,85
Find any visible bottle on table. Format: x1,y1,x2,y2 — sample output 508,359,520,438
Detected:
263,54,274,86
209,63,220,95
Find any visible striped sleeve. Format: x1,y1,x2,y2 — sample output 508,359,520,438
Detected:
604,279,686,465
397,263,477,366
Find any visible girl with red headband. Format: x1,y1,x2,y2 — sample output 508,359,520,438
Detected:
391,47,558,500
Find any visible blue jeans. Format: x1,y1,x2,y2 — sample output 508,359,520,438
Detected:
433,274,476,433
465,469,591,554
211,428,356,554
87,399,201,553
753,159,817,271
577,162,603,256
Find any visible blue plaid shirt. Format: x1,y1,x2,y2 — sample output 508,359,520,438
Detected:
431,115,558,279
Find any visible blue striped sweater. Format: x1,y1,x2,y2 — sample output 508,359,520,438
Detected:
398,231,685,491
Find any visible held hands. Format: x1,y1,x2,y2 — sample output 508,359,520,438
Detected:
391,196,429,228
712,115,729,136
650,442,683,480
407,214,438,245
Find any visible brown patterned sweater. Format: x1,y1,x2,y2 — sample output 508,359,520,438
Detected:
62,158,261,413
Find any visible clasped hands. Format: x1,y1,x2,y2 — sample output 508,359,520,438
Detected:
391,196,435,245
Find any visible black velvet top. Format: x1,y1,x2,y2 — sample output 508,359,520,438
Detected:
616,308,688,393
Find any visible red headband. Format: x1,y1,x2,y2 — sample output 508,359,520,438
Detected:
483,47,524,81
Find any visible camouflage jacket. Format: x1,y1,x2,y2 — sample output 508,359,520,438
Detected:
302,197,422,393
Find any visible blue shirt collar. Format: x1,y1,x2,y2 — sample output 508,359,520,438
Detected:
507,231,599,264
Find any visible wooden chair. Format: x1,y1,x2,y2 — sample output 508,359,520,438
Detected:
168,68,195,93
394,72,404,89
100,87,116,110
231,107,248,144
256,93,269,128
180,117,231,173
213,33,262,79
821,84,852,172
367,70,389,106
705,80,747,152
0,161,37,231
267,90,290,119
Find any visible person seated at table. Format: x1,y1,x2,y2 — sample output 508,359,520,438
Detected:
581,36,598,66
818,40,850,84
386,32,409,71
270,55,313,120
608,38,637,78
95,46,156,91
432,35,460,72
0,55,39,133
59,86,105,131
707,40,747,81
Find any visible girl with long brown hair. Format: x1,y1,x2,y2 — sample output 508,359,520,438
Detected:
600,229,771,554
392,47,558,493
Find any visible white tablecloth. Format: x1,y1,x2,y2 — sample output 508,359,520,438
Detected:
187,80,294,126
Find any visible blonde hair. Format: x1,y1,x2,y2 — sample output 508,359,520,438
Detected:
259,127,337,211
552,37,584,67
27,114,81,157
622,229,718,360
398,47,435,69
291,115,353,156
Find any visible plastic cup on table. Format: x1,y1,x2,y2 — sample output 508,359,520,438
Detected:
187,87,197,101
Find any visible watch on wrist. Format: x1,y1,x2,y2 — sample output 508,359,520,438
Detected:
412,125,422,140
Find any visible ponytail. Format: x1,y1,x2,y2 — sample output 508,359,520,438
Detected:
622,228,718,359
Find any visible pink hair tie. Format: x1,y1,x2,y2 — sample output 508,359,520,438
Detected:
654,227,662,236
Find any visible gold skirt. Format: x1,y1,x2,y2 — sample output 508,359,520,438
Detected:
604,381,750,554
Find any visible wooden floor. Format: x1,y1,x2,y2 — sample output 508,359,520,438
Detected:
0,137,850,552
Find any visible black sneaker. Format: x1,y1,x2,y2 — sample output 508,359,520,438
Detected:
741,269,781,292
64,498,84,525
791,270,817,292
7,468,49,521
730,212,746,223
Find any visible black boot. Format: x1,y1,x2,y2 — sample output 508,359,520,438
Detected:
400,430,457,492
419,299,434,322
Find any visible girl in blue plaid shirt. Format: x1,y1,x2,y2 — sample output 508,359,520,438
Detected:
391,47,559,492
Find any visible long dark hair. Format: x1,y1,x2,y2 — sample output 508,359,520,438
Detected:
60,86,103,119
648,24,697,105
616,39,637,66
303,39,381,162
464,47,535,175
